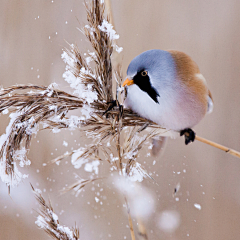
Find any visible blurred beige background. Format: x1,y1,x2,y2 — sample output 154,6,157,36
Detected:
1,0,240,239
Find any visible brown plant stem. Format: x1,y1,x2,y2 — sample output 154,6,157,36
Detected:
125,197,136,240
195,135,240,158
104,2,149,238
137,218,148,240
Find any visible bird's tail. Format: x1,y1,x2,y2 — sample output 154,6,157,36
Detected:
151,136,168,157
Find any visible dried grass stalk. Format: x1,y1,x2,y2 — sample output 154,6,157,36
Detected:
125,196,136,240
61,177,101,196
137,218,148,240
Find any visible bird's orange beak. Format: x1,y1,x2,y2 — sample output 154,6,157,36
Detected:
122,78,134,87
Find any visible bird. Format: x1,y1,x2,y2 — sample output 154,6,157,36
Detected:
122,49,213,145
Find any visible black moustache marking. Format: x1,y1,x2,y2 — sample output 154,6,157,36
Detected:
133,71,160,103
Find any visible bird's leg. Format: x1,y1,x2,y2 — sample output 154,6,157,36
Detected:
103,100,123,117
119,104,123,117
180,128,195,145
103,100,117,115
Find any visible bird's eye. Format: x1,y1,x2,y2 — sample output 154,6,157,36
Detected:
141,71,148,77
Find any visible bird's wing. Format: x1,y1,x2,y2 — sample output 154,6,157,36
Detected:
168,50,212,113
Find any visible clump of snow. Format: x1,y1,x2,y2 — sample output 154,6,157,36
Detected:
39,82,58,96
98,19,119,41
84,160,100,175
109,153,118,162
71,147,101,175
35,216,47,229
84,25,96,36
47,209,59,222
61,51,98,104
98,19,123,53
158,210,181,233
122,162,148,182
0,162,28,187
71,148,88,169
0,112,20,152
2,109,9,115
117,86,124,93
61,48,99,120
15,115,39,135
52,128,61,133
0,112,29,187
13,148,31,167
85,51,97,64
81,104,93,120
35,210,75,240
46,114,82,131
67,115,82,129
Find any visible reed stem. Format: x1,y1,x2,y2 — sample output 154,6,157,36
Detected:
195,135,240,158
125,197,136,240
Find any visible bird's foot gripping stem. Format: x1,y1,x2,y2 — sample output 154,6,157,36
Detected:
180,128,195,145
103,100,123,117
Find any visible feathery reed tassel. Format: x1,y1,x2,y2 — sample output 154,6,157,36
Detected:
32,184,80,240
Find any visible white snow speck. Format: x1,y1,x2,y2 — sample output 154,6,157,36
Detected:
35,188,42,194
63,141,68,147
194,203,201,210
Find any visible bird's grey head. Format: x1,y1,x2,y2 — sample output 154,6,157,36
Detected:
126,49,176,103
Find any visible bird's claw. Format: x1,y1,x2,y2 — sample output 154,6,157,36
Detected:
180,128,195,145
103,100,123,117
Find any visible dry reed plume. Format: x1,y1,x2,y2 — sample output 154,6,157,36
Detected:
32,184,80,240
0,0,165,238
0,0,166,192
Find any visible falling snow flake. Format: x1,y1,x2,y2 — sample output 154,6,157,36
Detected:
194,203,202,210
